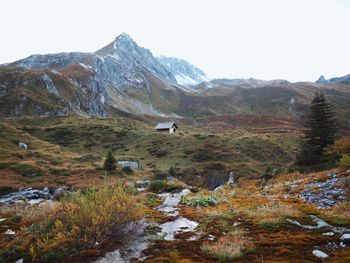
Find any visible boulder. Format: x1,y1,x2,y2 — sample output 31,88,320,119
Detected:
117,160,140,170
312,249,329,259
341,233,350,245
18,142,28,150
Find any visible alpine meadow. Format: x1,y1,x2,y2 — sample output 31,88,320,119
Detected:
0,1,350,262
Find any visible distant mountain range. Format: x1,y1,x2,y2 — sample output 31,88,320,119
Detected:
0,33,349,125
315,74,350,84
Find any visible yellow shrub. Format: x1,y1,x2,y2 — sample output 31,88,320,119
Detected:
326,138,350,157
338,154,350,170
25,185,144,261
201,229,250,260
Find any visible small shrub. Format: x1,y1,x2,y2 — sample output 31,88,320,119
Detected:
182,195,220,207
148,180,183,193
103,151,116,171
155,149,167,158
153,171,169,180
337,154,350,170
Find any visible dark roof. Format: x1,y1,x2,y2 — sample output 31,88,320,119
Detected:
155,122,178,129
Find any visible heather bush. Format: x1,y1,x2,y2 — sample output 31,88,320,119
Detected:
14,185,143,261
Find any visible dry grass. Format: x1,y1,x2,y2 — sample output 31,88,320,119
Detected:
323,201,350,221
237,201,302,225
1,185,144,262
201,229,250,260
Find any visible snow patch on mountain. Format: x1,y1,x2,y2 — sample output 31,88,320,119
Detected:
158,56,208,86
175,73,200,86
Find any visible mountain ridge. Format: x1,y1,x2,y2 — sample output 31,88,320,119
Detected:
0,33,350,127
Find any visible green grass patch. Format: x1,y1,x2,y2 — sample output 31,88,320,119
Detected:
182,195,220,207
148,180,184,193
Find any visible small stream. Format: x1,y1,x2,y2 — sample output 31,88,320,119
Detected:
94,188,199,262
155,189,198,240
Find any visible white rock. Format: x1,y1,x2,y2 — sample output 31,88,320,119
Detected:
4,229,15,235
208,234,215,241
312,249,329,259
18,142,28,150
322,232,335,236
340,233,350,244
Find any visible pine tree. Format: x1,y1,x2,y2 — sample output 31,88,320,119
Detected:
296,91,338,165
104,151,116,171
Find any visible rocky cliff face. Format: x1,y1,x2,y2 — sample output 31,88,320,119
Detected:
0,33,190,117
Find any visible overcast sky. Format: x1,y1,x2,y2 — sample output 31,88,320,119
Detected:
1,0,350,82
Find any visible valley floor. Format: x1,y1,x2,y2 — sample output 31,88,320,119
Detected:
0,116,349,262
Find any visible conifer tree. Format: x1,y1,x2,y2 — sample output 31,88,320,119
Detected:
104,151,116,171
296,91,338,165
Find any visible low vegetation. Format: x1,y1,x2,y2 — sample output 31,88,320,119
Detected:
1,185,143,262
338,154,350,170
103,151,116,171
201,229,251,260
148,180,184,193
237,201,302,225
182,194,221,207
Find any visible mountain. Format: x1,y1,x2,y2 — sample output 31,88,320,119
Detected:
0,33,350,127
315,75,328,84
157,56,208,86
194,78,290,90
315,74,350,84
0,33,191,117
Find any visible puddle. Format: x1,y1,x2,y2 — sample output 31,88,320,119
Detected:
287,215,331,230
94,220,150,263
95,188,198,262
155,189,199,240
156,189,190,216
158,216,198,241
287,215,350,234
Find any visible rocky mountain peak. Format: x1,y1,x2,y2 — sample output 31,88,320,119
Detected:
316,75,328,84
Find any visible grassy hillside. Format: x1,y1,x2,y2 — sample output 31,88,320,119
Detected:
0,116,298,189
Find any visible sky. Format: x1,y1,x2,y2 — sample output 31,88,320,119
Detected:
1,0,350,82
